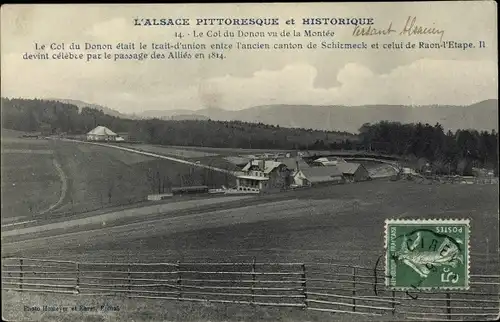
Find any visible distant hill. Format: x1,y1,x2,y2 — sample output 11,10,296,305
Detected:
47,98,137,120
138,100,498,133
171,114,210,121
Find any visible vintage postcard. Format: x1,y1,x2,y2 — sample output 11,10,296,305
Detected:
1,2,498,321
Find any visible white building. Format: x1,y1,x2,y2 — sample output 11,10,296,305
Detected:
86,126,119,141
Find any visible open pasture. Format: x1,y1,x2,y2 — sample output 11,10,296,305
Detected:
5,180,498,276
162,145,294,157
3,164,498,321
1,138,62,222
41,141,233,217
1,138,234,223
116,143,220,159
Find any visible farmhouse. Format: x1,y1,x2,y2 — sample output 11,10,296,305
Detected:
293,166,345,187
86,126,118,141
236,160,291,192
277,157,310,173
335,162,370,182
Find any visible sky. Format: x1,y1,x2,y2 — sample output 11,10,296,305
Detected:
1,2,498,114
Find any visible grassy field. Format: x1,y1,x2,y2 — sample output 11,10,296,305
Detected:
2,135,498,321
161,145,295,156
1,134,62,222
49,141,234,216
2,179,498,321
3,290,376,322
116,143,219,159
1,137,235,222
5,181,498,272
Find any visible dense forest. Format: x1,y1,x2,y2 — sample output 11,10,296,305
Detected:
1,98,498,175
358,121,498,175
1,98,356,150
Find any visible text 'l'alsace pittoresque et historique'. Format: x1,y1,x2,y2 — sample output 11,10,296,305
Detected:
22,16,487,62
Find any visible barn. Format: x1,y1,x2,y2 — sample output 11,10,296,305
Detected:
86,126,118,141
293,166,345,186
335,162,371,182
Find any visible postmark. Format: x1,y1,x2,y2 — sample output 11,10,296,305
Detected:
385,219,470,290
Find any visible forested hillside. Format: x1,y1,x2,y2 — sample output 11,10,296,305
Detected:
1,98,356,150
2,98,497,175
359,122,498,175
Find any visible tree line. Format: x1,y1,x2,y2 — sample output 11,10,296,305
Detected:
358,121,498,175
1,98,355,149
1,98,498,175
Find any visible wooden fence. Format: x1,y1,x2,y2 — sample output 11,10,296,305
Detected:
2,258,499,320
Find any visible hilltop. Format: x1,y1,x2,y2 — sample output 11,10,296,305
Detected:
137,100,498,133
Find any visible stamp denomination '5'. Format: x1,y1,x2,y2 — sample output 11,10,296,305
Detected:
385,219,470,291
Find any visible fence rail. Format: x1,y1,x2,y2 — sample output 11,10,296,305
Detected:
2,257,499,320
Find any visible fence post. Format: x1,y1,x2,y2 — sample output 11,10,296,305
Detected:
127,264,131,298
352,267,357,312
391,290,396,315
446,293,451,320
19,259,23,292
176,261,182,300
251,258,256,305
301,264,307,309
75,262,80,294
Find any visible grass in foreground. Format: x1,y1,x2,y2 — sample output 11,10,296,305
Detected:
2,290,382,322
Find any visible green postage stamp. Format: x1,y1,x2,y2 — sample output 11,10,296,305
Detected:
385,219,470,290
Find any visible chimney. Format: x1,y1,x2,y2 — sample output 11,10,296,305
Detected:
259,160,265,170
296,158,300,171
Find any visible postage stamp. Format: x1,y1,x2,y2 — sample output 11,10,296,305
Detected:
385,219,470,290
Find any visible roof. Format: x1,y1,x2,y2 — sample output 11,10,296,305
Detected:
225,156,251,166
299,166,343,183
314,157,347,164
87,126,117,136
336,162,363,175
314,157,330,163
277,157,310,170
236,175,269,181
242,160,285,174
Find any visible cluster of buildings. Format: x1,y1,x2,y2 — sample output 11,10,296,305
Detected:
86,125,370,195
235,155,370,193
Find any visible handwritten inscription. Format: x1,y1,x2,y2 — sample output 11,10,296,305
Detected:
353,16,445,42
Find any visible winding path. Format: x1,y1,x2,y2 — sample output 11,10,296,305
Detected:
38,158,68,215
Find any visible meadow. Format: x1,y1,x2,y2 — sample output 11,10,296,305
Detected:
1,138,234,223
51,141,234,215
116,143,220,159
1,133,62,222
3,180,498,321
2,146,498,321
5,180,498,274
